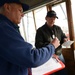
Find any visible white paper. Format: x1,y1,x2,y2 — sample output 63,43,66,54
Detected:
62,40,74,47
32,57,63,75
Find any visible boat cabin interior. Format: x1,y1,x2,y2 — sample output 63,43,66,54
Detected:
19,0,75,75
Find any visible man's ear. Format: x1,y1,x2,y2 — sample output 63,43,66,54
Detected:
3,3,11,12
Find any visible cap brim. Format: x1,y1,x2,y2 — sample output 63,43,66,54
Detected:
0,0,29,12
15,1,29,12
21,3,29,12
52,15,58,19
56,16,58,19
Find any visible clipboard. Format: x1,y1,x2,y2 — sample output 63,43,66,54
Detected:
32,55,65,75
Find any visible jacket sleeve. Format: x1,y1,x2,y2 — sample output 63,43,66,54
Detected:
0,23,55,68
59,27,67,44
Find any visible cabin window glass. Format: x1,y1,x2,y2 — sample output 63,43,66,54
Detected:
34,6,47,29
19,2,72,48
20,12,36,46
19,20,26,39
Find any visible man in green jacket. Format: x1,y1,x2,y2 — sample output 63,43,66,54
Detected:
35,10,68,75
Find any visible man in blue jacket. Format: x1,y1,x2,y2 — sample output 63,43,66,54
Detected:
0,0,60,75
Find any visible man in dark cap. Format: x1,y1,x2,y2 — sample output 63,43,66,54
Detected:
0,0,60,75
35,10,68,75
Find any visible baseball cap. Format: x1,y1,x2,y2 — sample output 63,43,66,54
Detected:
0,0,29,12
46,10,58,19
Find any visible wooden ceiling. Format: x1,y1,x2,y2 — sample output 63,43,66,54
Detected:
20,0,65,10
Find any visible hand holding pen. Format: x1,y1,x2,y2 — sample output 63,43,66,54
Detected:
51,37,60,48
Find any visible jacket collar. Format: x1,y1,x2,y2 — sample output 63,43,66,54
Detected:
0,14,19,29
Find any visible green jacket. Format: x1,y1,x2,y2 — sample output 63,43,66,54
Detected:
35,23,67,55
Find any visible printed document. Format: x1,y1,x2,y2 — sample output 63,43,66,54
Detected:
62,40,74,47
32,56,65,75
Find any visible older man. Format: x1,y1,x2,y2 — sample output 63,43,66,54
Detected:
0,0,60,75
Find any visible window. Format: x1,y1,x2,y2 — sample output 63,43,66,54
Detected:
34,6,47,29
19,2,72,48
19,6,47,47
20,12,36,46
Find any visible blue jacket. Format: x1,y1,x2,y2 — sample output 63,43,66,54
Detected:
0,14,55,75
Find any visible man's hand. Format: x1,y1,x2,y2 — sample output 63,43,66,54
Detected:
51,37,60,48
64,38,68,42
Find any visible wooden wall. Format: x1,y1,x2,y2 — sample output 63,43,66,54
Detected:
62,48,75,75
